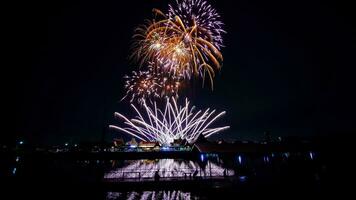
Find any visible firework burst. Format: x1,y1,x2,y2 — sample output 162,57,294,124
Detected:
168,0,225,49
122,65,183,104
113,0,229,145
131,1,225,89
110,98,229,145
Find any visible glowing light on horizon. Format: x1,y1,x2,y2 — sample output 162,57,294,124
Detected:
309,152,315,160
200,154,205,162
110,98,229,146
238,155,242,164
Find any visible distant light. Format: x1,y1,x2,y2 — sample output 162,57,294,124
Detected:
15,156,20,162
309,152,314,160
74,144,78,147
264,156,270,163
200,154,205,162
65,143,69,147
284,152,290,158
12,168,17,175
239,176,247,182
130,145,137,148
19,141,24,145
162,146,170,151
238,155,242,164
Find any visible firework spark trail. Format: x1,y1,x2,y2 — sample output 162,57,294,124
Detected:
130,0,225,89
168,0,225,49
122,65,182,104
110,98,229,145
113,0,229,144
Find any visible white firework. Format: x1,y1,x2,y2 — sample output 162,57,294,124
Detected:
168,0,226,49
110,98,229,145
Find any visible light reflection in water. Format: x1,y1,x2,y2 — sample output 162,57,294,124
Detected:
106,191,197,200
104,159,234,179
263,155,270,163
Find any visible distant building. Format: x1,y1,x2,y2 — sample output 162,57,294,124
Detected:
139,141,160,151
126,138,138,147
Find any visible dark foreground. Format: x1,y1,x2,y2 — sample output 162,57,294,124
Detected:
1,141,351,199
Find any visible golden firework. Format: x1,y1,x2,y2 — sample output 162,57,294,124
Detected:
131,9,223,89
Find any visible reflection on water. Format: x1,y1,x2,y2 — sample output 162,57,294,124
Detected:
107,191,198,200
1,151,328,199
104,159,234,180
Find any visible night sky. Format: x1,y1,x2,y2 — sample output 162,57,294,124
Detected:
6,0,356,144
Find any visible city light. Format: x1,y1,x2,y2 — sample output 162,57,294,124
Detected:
162,146,170,151
200,154,205,162
239,176,248,182
238,155,242,164
309,152,314,160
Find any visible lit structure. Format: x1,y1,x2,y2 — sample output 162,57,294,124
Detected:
110,98,229,146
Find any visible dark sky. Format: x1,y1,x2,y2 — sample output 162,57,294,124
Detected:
5,0,356,144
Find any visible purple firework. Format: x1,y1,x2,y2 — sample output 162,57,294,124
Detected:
168,0,225,49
